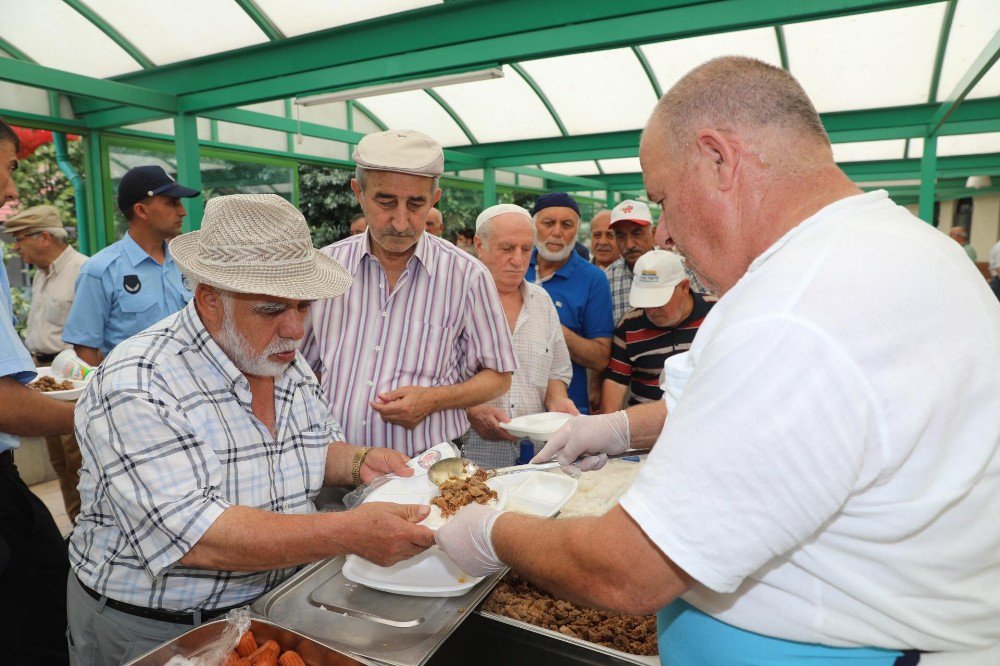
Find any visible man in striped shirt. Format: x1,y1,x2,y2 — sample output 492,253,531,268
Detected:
602,250,714,412
301,130,517,456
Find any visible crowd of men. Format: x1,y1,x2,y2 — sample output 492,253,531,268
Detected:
1,55,998,665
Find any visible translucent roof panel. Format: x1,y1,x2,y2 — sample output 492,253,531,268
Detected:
539,161,601,177
431,66,561,143
83,0,267,66
910,133,1000,158
3,0,139,77
355,90,470,147
519,49,659,134
784,3,945,113
832,140,907,163
641,28,781,94
598,158,642,174
255,0,441,38
937,0,1000,101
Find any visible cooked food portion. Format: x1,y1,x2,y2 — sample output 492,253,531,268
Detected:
431,468,498,518
483,572,658,656
225,631,306,666
30,376,75,392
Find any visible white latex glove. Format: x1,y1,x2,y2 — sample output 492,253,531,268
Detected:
531,411,630,477
434,502,505,577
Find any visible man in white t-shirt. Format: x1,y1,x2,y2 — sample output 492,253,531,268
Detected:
436,56,1000,664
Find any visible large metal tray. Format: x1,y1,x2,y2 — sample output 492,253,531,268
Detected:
250,555,505,666
126,617,373,665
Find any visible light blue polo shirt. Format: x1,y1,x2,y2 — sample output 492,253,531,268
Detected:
1,264,37,453
526,249,614,414
62,232,191,355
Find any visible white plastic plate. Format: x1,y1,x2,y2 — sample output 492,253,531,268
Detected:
499,412,572,441
30,367,88,402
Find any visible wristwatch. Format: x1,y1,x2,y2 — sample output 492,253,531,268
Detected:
351,447,373,486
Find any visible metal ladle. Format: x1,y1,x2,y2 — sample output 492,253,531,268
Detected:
427,450,646,487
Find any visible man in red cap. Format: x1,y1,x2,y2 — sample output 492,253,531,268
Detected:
605,199,656,323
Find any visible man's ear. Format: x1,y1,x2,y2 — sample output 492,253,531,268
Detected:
350,178,363,205
695,129,740,192
194,284,224,328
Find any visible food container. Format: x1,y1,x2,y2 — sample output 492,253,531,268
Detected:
125,617,374,665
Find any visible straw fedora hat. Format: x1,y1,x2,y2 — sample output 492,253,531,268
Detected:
170,194,351,300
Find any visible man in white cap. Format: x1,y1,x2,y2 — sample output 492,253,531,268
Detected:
301,130,517,457
2,204,88,523
462,205,577,468
605,199,657,323
601,250,714,413
68,194,435,664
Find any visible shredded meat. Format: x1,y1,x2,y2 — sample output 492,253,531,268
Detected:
481,572,658,656
431,468,498,518
30,376,75,392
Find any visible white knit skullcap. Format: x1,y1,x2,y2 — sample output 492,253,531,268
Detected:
475,204,532,232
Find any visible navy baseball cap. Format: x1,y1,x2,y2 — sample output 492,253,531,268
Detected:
117,165,200,212
531,192,580,217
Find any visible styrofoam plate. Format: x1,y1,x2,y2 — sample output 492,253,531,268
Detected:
499,412,572,440
30,367,88,401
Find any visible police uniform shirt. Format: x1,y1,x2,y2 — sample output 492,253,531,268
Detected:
62,233,191,355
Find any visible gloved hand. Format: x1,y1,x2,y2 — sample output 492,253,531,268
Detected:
435,503,506,577
531,411,630,477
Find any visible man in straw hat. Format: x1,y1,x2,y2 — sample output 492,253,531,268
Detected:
67,194,435,664
437,57,1000,663
301,129,517,457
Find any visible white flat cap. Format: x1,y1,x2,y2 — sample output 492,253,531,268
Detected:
352,129,444,178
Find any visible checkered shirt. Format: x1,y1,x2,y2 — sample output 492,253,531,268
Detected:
605,258,634,325
69,301,342,611
461,282,572,468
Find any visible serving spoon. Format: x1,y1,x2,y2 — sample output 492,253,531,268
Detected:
427,450,646,487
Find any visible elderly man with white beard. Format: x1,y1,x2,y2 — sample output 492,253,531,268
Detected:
525,192,614,414
67,195,435,665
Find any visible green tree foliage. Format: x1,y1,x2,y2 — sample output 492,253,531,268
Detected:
298,163,360,248
11,138,85,231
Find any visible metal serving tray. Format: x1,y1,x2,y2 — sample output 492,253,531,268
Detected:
250,556,505,666
126,617,373,666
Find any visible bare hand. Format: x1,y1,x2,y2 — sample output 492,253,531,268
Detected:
546,397,580,417
345,502,436,567
371,386,435,429
467,404,518,441
360,448,414,484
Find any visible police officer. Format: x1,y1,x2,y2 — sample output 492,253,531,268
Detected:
62,165,199,366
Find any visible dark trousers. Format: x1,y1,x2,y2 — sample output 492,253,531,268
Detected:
0,451,70,665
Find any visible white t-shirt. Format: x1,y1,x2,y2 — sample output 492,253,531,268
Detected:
620,190,1000,651
989,239,1000,275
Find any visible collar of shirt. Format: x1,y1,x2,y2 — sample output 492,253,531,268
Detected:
42,245,76,277
123,231,173,268
529,248,583,280
345,230,437,279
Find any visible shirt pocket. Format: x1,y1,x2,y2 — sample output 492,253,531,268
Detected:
118,292,157,315
523,343,554,399
400,321,454,384
44,298,73,327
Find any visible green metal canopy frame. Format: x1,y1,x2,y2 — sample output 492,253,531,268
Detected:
0,0,996,246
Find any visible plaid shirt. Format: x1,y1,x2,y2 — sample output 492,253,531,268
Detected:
69,301,342,611
605,258,634,325
461,282,572,468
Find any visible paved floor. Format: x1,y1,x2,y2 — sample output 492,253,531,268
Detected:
30,478,73,537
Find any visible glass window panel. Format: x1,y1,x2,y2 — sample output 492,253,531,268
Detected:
4,0,139,76
239,100,288,117
432,65,561,143
519,49,659,134
123,119,176,136
641,28,781,93
294,136,350,162
495,170,515,185
518,175,544,189
255,0,441,37
458,169,484,180
784,4,945,112
354,90,470,147
597,157,642,174
297,101,349,130
539,161,600,176
215,122,287,152
910,133,1000,158
832,140,906,163
0,62,50,116
937,0,1000,101
352,106,384,134
83,0,267,65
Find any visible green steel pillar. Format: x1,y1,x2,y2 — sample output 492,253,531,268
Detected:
606,190,616,209
917,135,937,224
174,113,203,231
482,167,497,208
82,132,107,251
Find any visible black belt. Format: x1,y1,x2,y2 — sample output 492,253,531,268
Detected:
77,575,245,625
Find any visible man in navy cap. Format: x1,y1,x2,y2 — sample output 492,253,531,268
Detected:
526,192,614,414
62,165,199,365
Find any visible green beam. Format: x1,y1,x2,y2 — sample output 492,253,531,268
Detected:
775,25,789,70
425,89,478,144
927,28,1000,136
174,114,204,231
918,135,937,223
927,0,957,103
483,167,497,207
283,98,294,153
632,46,663,99
77,0,935,119
233,0,285,41
64,0,154,69
509,63,568,136
353,101,387,131
0,36,34,63
0,58,176,111
83,132,108,250
0,106,87,132
506,165,607,190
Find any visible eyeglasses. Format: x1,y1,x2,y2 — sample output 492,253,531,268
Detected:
12,231,43,243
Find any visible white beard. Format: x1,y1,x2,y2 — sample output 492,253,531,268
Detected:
215,297,297,378
535,240,574,262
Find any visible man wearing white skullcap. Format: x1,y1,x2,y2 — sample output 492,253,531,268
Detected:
301,130,517,456
461,205,577,468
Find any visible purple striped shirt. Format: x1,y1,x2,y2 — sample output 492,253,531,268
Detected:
301,232,518,456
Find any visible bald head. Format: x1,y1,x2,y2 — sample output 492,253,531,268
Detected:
426,207,444,236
